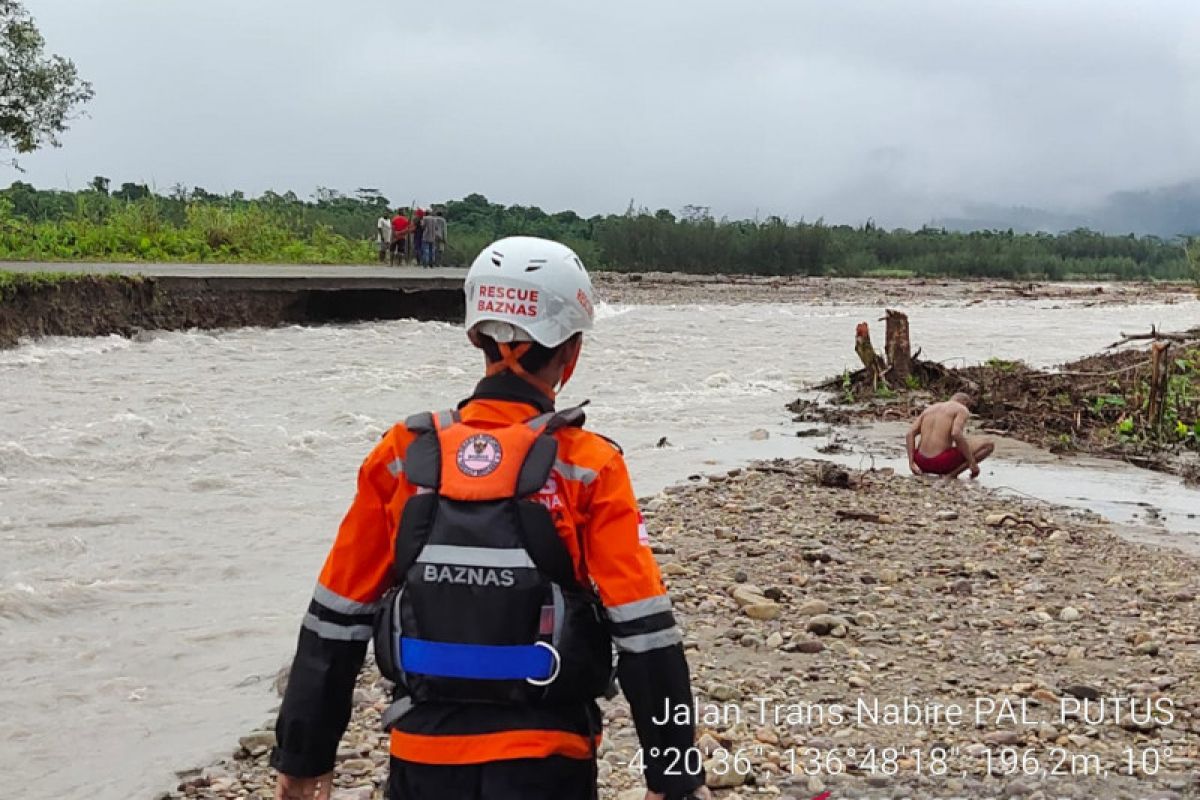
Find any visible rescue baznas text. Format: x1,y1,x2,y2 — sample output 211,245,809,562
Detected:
422,564,517,588
476,285,540,318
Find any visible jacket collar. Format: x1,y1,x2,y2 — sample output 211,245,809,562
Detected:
460,372,555,415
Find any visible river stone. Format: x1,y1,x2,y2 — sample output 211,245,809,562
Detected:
706,759,748,788
984,730,1024,746
238,731,276,753
1063,684,1100,701
732,586,768,607
337,758,373,774
1134,640,1161,656
806,614,847,635
331,789,373,800
1058,606,1081,622
795,599,830,616
745,603,781,621
708,684,739,702
793,639,826,653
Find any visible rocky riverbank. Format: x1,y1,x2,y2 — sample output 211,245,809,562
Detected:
166,460,1199,800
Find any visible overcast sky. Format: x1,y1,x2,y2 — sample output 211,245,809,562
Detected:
14,0,1200,227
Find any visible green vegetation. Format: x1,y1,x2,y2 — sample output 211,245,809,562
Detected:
0,268,111,301
1,1,93,163
0,182,1194,278
984,357,1022,373
1092,349,1200,451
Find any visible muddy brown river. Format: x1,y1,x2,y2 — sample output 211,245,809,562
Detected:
2,298,1198,798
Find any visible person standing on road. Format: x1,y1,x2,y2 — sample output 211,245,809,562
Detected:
390,209,411,266
270,237,710,800
412,207,427,268
376,213,393,263
420,208,447,267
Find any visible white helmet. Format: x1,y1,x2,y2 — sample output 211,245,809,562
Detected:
464,236,596,348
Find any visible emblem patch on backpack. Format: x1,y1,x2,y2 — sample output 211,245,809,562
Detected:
457,433,503,477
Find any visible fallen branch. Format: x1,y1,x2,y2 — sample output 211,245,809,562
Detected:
748,465,803,477
1025,361,1149,379
984,512,1057,535
835,509,892,523
1107,325,1197,349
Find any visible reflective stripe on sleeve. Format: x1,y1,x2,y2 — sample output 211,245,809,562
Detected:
387,458,405,478
612,626,683,654
554,460,597,485
605,594,672,623
302,612,374,641
312,583,381,615
416,545,536,569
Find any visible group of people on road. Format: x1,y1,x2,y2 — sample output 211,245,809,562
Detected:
377,207,448,267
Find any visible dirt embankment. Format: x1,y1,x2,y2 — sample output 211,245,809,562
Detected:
796,325,1200,483
165,460,1199,800
0,274,463,348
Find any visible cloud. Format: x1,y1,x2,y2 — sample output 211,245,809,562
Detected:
14,0,1200,227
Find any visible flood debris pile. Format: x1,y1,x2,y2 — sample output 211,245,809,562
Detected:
167,461,1200,800
801,316,1200,482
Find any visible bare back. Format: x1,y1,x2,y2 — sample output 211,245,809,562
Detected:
914,400,968,456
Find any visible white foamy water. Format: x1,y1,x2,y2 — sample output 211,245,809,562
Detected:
2,298,1199,798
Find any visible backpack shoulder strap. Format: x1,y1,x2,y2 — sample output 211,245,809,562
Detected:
515,402,588,496
402,409,460,489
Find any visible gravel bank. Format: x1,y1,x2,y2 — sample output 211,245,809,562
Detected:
167,460,1199,800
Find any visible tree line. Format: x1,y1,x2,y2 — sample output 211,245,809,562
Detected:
0,181,1193,280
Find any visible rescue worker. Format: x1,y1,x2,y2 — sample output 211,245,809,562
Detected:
271,236,710,800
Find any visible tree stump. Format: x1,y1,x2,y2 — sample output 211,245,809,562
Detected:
1146,342,1172,435
854,322,887,389
884,310,912,385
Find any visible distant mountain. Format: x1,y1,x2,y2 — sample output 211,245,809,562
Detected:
932,205,1090,235
929,180,1200,237
1092,181,1200,237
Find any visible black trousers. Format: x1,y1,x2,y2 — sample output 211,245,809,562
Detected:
387,756,597,800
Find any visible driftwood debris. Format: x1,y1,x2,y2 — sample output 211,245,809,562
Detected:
984,512,1060,536
854,322,887,388
748,460,856,489
884,309,913,384
832,312,976,397
1107,325,1199,349
1146,342,1173,434
835,509,893,523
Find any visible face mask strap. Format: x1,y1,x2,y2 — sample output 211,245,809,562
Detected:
559,347,581,390
487,342,557,400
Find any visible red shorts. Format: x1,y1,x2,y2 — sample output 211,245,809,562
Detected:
914,448,966,475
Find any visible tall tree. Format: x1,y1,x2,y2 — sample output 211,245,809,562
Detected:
0,1,94,164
